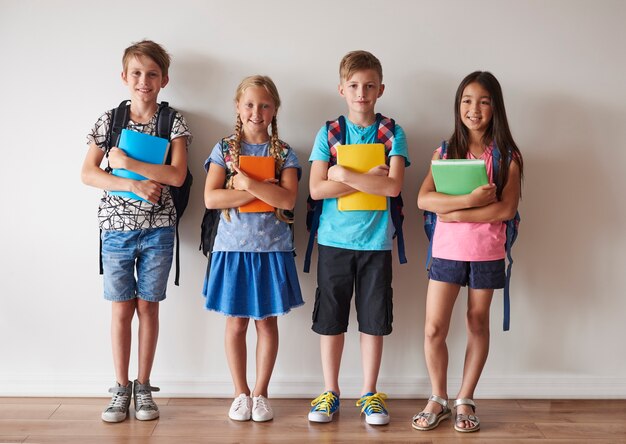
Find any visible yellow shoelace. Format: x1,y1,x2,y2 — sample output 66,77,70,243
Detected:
310,392,338,416
356,392,388,415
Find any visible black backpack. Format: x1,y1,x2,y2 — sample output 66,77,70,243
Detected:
101,100,193,286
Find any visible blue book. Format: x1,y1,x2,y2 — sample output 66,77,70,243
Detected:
109,129,170,202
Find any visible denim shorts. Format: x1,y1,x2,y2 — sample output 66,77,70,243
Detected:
312,245,393,336
428,257,505,289
101,226,175,302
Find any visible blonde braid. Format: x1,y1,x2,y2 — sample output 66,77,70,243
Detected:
269,116,293,224
222,115,244,222
269,116,284,174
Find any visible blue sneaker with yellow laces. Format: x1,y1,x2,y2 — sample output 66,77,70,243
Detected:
308,391,340,423
356,392,389,425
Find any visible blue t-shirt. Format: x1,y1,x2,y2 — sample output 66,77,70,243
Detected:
205,139,301,253
309,117,410,251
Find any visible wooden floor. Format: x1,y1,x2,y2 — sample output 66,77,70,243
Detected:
1,398,625,443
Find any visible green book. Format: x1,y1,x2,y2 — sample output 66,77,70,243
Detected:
431,159,488,195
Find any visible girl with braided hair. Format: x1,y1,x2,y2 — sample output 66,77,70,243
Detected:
202,75,303,422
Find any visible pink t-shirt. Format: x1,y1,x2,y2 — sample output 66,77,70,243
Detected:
432,145,506,262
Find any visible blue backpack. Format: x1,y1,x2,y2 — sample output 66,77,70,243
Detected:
423,141,520,331
303,113,407,273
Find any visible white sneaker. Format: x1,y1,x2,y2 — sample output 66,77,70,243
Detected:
228,393,252,421
252,395,274,422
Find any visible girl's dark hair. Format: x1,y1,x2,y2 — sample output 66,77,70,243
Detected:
448,71,523,197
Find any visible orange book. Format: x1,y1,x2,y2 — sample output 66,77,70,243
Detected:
238,156,275,213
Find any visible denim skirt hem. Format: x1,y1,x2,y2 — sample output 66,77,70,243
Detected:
203,251,304,319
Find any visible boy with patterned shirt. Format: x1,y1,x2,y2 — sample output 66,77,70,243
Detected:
307,50,410,426
81,40,192,423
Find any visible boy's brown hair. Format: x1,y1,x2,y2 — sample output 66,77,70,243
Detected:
339,50,383,83
122,40,171,78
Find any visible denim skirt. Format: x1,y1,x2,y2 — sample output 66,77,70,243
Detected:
203,251,304,320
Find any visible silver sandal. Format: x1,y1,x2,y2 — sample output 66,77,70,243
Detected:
411,395,451,431
453,398,480,432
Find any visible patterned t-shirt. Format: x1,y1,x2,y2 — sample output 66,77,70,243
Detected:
205,139,301,253
86,106,192,231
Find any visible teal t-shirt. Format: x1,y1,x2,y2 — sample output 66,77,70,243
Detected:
308,117,410,251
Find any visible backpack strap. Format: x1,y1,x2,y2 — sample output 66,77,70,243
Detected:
100,101,131,275
157,102,177,162
424,141,448,270
326,116,345,164
375,114,406,264
375,113,395,155
104,100,131,170
492,144,518,331
303,196,322,273
304,117,345,272
152,101,186,284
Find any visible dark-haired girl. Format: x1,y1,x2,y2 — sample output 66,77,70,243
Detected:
413,71,523,433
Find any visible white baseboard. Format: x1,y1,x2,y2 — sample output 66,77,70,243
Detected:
1,374,625,399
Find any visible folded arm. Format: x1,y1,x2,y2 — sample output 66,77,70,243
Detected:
327,155,405,197
309,160,356,200
417,150,497,214
107,136,189,187
81,143,163,204
203,162,255,209
231,164,298,210
439,160,521,223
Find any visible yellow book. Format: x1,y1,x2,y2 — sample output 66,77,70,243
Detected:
336,143,387,211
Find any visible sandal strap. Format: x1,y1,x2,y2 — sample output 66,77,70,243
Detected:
412,411,436,425
453,398,476,411
456,413,480,425
428,394,449,409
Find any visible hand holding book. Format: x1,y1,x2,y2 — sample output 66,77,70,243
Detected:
431,159,489,195
109,129,170,202
335,143,387,211
235,156,276,213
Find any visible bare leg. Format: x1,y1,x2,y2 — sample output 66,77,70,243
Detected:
136,299,159,384
360,333,383,394
252,317,279,398
111,300,137,385
415,280,460,428
225,317,251,396
320,334,344,395
455,288,493,429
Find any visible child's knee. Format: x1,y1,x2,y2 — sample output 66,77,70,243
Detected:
112,300,137,322
226,317,250,336
254,317,278,335
466,312,490,335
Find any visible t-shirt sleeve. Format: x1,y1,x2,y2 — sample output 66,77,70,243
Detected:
171,112,193,146
204,141,226,172
389,124,410,167
86,111,112,151
308,125,331,163
282,145,302,180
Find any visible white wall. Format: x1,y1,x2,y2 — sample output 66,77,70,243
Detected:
1,0,625,398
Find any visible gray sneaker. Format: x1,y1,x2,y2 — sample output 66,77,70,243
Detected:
101,381,132,423
133,379,160,421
